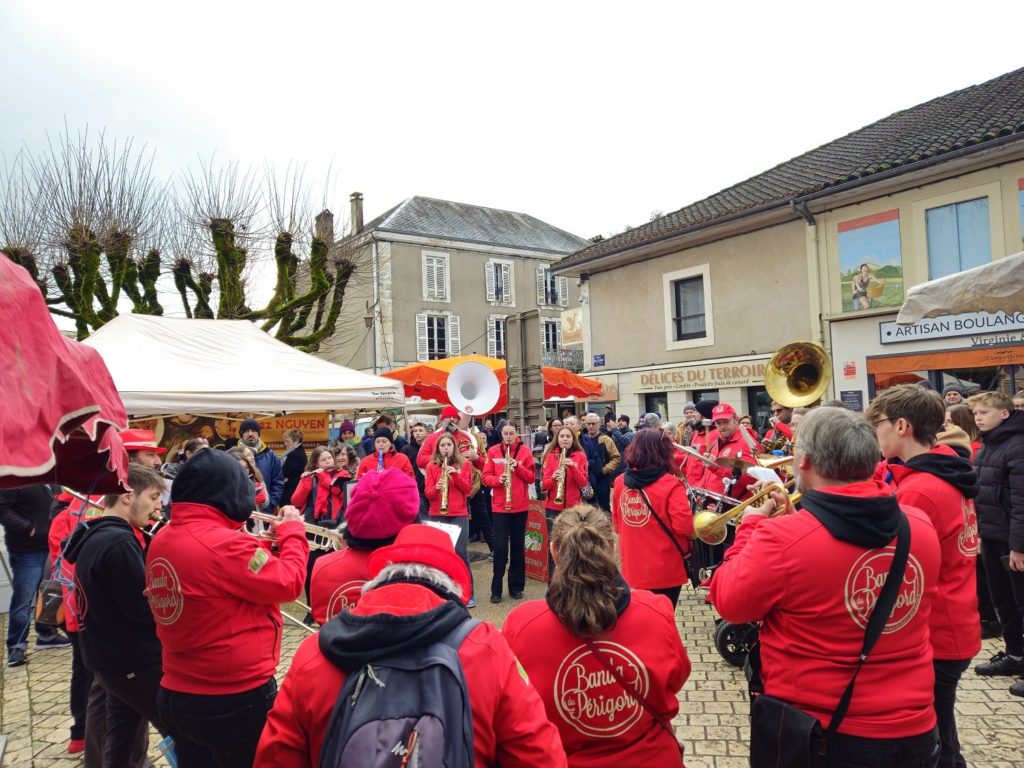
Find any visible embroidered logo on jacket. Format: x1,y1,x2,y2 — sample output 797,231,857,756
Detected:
844,548,925,633
619,489,650,527
325,580,366,621
957,498,979,557
145,557,184,625
553,641,649,738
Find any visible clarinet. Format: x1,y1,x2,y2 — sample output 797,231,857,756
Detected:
377,448,385,472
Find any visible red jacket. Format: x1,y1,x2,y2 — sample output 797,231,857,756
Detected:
611,473,693,589
255,583,567,768
424,460,475,517
290,469,349,523
503,588,690,768
709,481,941,738
683,428,717,488
417,429,486,470
356,449,415,480
541,448,589,512
698,427,761,499
764,421,793,444
309,547,373,624
145,502,308,694
483,441,536,513
888,447,981,661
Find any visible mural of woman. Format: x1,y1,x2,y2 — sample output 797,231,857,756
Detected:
851,263,874,309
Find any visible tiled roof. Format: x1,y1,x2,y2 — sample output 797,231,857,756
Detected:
350,196,588,255
558,66,1024,270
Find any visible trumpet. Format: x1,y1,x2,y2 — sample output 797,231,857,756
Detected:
502,443,515,511
250,511,344,551
553,447,569,506
692,483,801,545
439,457,450,515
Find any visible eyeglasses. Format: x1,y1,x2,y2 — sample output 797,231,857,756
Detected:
770,408,784,414
871,418,892,427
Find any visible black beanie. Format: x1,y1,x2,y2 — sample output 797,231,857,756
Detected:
695,400,718,420
171,447,255,523
239,418,261,435
372,427,395,443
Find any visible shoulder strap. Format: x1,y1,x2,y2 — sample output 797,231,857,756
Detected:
583,637,677,743
442,617,482,650
825,513,910,737
638,488,690,565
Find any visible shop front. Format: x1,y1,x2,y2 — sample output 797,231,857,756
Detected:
830,309,1024,409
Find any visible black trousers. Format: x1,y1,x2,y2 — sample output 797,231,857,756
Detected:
976,555,997,623
649,585,683,608
95,664,166,767
84,676,150,768
980,538,1024,657
491,511,527,598
469,488,493,548
933,658,970,768
158,677,277,768
68,631,92,741
810,727,939,768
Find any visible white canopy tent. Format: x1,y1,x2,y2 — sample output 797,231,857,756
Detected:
83,314,405,416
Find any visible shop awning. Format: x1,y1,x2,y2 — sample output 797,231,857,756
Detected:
867,345,1024,375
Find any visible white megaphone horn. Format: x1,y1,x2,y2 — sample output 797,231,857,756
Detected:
446,361,501,416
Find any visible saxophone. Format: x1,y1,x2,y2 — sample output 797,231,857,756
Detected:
554,446,568,506
377,448,385,471
502,443,514,511
439,457,450,515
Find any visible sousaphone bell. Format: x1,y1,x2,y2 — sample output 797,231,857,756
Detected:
764,341,832,408
446,361,501,416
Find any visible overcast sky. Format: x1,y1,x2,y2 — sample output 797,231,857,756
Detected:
2,1,1022,245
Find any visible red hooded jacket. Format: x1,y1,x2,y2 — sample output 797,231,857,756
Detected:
683,428,717,489
611,473,693,589
698,426,761,499
356,449,415,480
255,583,567,768
709,481,941,738
308,547,373,624
424,460,475,517
483,441,536,513
888,446,981,661
290,468,349,523
417,429,486,470
541,448,589,512
503,587,690,768
145,502,308,694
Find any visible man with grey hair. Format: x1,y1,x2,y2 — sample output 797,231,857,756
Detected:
710,407,943,766
256,524,566,767
643,412,661,429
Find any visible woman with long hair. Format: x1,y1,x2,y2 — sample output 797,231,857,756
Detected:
503,505,690,767
424,432,477,607
482,422,535,603
227,445,268,510
945,403,981,455
540,426,588,577
611,428,694,607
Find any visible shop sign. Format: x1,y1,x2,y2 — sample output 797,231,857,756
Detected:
879,311,1024,344
634,360,768,392
561,307,584,347
578,374,618,403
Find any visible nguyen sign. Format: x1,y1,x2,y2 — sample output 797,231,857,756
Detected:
879,311,1024,344
634,360,768,392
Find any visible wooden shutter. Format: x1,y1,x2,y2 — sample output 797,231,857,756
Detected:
438,257,449,301
558,276,569,307
448,313,461,356
502,263,513,304
486,261,496,302
536,266,546,306
487,316,497,357
423,256,433,300
556,324,562,348
416,313,429,361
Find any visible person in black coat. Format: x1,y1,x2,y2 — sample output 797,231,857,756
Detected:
280,429,308,507
970,392,1024,694
401,422,430,520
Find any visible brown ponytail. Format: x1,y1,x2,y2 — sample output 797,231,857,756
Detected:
547,504,622,638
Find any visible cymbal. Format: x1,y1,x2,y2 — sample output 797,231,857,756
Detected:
715,455,756,472
678,444,718,468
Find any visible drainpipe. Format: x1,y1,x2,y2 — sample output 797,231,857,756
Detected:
790,199,830,394
370,235,380,375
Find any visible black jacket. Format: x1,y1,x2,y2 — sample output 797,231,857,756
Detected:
973,409,1024,550
64,517,161,673
401,439,426,495
0,485,54,553
281,444,308,506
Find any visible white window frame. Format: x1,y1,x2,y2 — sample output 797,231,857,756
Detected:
421,250,450,303
486,259,515,306
487,314,507,359
536,266,569,308
662,264,714,351
416,311,461,361
541,318,562,354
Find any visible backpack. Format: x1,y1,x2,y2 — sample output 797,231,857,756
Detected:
318,618,482,768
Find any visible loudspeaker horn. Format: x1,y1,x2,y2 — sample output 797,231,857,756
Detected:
446,361,501,416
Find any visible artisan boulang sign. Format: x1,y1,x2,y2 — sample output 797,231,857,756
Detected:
633,360,768,392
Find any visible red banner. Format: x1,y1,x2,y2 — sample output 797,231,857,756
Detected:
524,501,549,582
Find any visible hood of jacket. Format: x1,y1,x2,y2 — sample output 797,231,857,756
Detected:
800,480,903,549
891,444,980,499
981,408,1024,447
64,516,133,565
623,467,668,489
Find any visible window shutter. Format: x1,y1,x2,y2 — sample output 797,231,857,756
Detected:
558,276,569,307
416,314,429,361
556,324,562,348
448,313,461,356
502,263,513,304
487,316,496,357
486,262,496,302
422,257,432,300
442,259,450,301
536,266,547,306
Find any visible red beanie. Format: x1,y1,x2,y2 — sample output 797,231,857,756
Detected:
344,468,419,539
440,405,460,420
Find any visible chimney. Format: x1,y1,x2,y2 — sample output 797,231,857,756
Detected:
315,209,334,244
350,192,364,235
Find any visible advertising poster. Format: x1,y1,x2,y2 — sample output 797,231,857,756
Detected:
838,209,904,312
524,501,549,582
130,412,329,457
1019,178,1024,248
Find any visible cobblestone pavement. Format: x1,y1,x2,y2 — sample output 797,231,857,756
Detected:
2,542,1022,766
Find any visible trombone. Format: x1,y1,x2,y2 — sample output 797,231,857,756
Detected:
692,483,801,545
250,511,344,551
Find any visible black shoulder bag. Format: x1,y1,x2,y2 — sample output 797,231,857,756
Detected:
748,514,910,767
638,488,698,587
